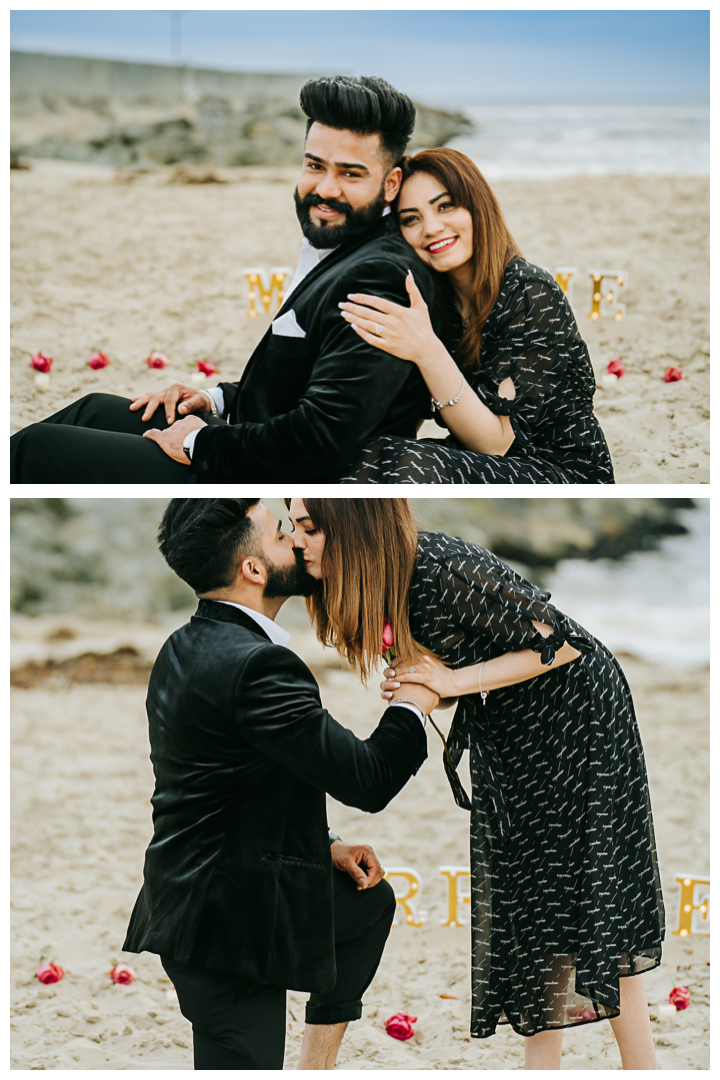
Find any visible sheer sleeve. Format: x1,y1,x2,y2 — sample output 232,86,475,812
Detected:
470,269,588,447
421,539,593,665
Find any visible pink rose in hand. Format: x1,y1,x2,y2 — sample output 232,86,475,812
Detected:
198,360,219,376
87,351,111,370
36,961,64,984
663,366,684,383
108,963,137,985
146,351,169,369
386,1012,417,1040
31,352,53,373
668,986,690,1011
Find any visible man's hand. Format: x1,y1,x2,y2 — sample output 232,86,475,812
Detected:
383,656,457,702
389,680,440,717
143,415,207,463
331,840,385,891
129,383,213,424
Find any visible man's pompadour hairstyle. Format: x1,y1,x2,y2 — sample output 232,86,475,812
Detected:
299,75,416,166
158,498,261,596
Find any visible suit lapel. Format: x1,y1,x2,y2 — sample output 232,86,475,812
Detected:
276,218,394,317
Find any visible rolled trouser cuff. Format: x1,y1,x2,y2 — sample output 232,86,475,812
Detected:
305,999,362,1025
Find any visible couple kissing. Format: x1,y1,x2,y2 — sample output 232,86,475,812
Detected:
123,498,662,1069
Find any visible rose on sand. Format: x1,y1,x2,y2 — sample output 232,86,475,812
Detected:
87,351,111,370
568,1005,596,1021
664,366,684,383
146,351,169,369
198,360,219,376
108,963,137,985
36,962,64,984
668,986,690,1011
30,352,53,373
606,358,625,378
382,620,397,667
385,1012,417,1040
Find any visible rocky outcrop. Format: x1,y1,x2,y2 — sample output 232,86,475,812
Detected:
416,498,695,570
10,498,695,620
10,51,473,168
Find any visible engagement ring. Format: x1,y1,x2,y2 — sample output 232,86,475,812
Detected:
375,324,384,335
409,665,416,674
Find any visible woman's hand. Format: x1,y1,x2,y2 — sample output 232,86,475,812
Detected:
381,655,458,701
339,272,445,370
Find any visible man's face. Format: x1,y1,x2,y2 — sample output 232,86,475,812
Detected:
248,503,317,599
294,122,402,248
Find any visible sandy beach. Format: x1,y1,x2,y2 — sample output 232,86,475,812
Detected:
11,613,709,1070
10,161,709,484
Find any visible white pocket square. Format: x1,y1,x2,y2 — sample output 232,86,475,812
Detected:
272,309,306,338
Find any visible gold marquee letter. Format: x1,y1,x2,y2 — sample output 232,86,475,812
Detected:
385,867,426,927
673,876,710,937
439,865,472,927
587,269,628,320
243,267,293,317
554,266,578,306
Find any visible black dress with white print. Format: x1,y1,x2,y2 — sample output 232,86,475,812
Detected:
408,531,663,1038
342,259,614,484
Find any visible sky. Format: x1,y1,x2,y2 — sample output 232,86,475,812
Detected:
9,9,710,107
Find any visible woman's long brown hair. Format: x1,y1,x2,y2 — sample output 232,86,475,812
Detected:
399,147,521,369
285,498,433,682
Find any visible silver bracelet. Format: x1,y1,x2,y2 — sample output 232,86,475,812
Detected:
478,662,488,706
431,374,465,412
387,697,427,725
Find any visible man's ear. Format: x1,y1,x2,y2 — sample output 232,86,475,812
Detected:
384,165,402,205
238,555,267,588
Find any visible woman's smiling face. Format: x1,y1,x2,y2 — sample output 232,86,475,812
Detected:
397,172,474,274
288,499,326,580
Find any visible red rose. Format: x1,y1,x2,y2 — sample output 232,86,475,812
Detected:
198,360,219,376
108,963,137,985
36,962,64,984
668,986,690,1010
87,351,111,370
663,366,684,383
30,353,53,373
606,358,625,378
385,1012,417,1040
382,621,395,650
146,351,169,369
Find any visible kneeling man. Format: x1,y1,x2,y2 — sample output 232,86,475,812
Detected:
123,498,437,1069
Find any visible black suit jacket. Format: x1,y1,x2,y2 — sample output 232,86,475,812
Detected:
190,216,440,482
123,601,427,992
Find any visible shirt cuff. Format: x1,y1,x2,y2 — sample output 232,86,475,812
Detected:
182,427,202,459
206,386,225,418
386,700,427,727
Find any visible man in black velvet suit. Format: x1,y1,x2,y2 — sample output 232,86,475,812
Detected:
123,499,437,1069
11,75,440,483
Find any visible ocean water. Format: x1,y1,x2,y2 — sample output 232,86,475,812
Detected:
543,501,709,668
448,104,709,179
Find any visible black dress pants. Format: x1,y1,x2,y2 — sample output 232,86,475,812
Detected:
10,393,225,483
161,870,397,1070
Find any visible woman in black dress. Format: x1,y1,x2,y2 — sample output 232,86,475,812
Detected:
338,148,614,484
287,498,663,1070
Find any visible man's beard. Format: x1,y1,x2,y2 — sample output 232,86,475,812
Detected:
263,549,318,599
294,186,387,249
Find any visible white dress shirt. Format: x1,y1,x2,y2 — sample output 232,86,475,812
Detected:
216,600,291,647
